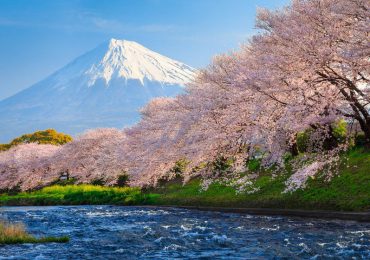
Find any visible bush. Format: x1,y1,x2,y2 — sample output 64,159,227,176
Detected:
3,184,22,196
170,159,190,176
332,119,347,143
53,178,76,186
212,156,234,176
247,158,261,171
355,133,367,147
90,178,106,186
116,173,129,187
297,130,311,153
296,120,348,153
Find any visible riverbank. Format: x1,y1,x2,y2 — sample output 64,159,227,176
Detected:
0,185,158,206
0,149,368,220
153,148,370,212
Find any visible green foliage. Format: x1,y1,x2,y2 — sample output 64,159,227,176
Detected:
0,144,10,152
0,185,158,206
296,120,348,153
332,119,347,142
0,235,69,245
53,178,76,186
191,162,208,173
355,132,367,147
0,129,72,151
10,129,72,146
90,178,106,186
0,183,22,195
247,158,261,171
116,172,129,187
152,148,370,211
0,148,368,212
156,159,190,187
170,159,190,175
212,156,234,175
296,130,311,153
283,152,294,163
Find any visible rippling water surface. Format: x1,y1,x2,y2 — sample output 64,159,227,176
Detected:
0,206,369,259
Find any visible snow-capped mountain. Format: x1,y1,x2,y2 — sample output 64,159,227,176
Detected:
0,39,196,142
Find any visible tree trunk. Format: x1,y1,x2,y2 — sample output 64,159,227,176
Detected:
355,116,370,148
362,121,370,150
290,139,299,156
323,125,340,151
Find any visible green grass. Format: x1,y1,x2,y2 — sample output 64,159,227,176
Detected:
1,235,70,245
0,184,159,206
0,221,69,245
0,149,368,211
151,148,370,211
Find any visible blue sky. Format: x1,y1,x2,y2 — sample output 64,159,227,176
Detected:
0,0,288,100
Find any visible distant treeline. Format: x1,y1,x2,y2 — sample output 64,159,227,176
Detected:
0,129,72,151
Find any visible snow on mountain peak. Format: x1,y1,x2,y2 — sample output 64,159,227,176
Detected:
0,38,196,143
84,38,196,86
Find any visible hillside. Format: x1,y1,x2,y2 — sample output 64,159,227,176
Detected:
152,148,370,211
1,148,369,212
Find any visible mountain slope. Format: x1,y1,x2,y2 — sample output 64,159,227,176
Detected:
0,39,196,142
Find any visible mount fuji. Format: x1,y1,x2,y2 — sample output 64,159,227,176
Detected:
0,39,196,142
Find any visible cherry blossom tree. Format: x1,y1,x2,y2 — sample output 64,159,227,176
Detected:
52,128,127,185
251,0,370,143
125,0,369,188
0,0,368,192
0,129,126,191
0,143,60,191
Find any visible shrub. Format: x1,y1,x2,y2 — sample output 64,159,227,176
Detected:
116,173,129,187
6,184,22,196
332,119,347,143
170,159,190,176
53,178,76,186
247,158,261,171
355,133,367,147
296,120,348,153
90,178,106,186
212,156,234,176
297,130,311,153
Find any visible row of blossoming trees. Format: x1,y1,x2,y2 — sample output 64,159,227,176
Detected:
0,0,369,192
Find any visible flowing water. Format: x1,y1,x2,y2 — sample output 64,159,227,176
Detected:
0,206,369,259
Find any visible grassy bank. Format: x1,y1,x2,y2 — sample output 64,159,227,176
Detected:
0,185,158,206
152,148,370,211
0,149,368,212
0,221,69,245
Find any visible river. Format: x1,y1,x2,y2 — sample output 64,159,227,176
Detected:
0,206,369,259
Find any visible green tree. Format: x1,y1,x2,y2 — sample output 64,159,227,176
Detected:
0,129,72,151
